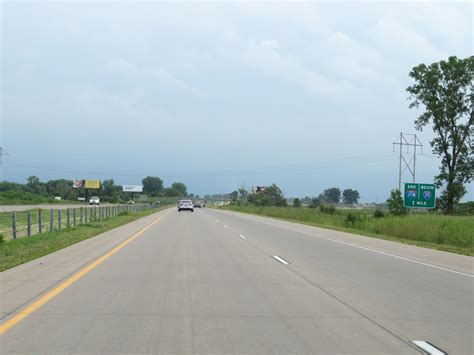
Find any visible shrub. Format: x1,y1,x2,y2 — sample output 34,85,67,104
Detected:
308,197,321,209
373,209,385,218
293,198,302,208
387,189,407,216
0,234,4,244
319,204,336,214
455,201,474,216
345,213,361,225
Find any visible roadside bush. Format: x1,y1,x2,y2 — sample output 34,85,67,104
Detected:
293,198,302,208
0,234,4,244
345,213,361,225
373,209,385,218
455,201,474,216
387,189,407,216
308,197,321,209
319,204,336,214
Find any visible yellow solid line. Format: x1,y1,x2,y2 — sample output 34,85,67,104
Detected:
0,210,172,335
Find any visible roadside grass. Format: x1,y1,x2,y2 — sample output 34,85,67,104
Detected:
0,206,169,272
220,205,474,256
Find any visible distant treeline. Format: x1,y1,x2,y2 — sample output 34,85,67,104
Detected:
229,185,360,207
0,176,194,203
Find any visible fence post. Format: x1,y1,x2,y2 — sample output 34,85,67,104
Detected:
58,210,62,232
12,212,17,240
50,209,54,232
67,208,70,228
27,212,32,237
80,207,83,224
38,210,43,234
73,208,76,226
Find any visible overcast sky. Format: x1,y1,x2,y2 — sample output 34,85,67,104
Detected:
1,1,472,201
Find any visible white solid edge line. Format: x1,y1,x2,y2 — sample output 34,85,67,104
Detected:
273,255,290,265
308,232,474,278
412,341,446,355
229,213,473,278
239,234,246,239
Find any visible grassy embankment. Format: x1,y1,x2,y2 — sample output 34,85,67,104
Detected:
221,205,474,256
0,206,170,271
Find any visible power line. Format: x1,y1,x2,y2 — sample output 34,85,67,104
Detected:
7,152,399,179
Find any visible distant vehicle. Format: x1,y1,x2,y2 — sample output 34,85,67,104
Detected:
178,200,194,212
89,196,100,205
127,200,135,205
194,202,202,208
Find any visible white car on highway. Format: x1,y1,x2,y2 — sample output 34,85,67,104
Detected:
178,200,194,212
89,196,100,205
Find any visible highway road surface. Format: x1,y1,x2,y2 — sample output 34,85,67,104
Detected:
0,208,472,354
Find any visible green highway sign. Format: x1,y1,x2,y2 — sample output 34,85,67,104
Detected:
404,183,436,209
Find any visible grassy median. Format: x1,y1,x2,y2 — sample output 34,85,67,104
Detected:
0,206,169,272
220,205,474,256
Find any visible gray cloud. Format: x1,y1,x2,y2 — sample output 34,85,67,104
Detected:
1,1,472,200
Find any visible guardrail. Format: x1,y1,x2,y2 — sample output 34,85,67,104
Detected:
0,203,155,241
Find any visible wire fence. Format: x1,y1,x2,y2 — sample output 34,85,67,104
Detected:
0,204,155,241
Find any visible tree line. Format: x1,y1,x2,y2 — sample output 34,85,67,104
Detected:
229,185,360,207
0,176,192,203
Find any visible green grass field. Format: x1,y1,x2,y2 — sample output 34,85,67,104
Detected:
0,206,132,240
0,206,168,271
221,205,474,256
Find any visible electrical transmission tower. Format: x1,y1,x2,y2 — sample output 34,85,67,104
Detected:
393,133,423,191
0,147,9,182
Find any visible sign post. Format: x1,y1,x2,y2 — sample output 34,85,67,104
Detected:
123,185,143,202
73,180,101,203
404,183,436,209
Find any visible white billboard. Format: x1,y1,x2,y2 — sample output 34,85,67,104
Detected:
123,185,143,193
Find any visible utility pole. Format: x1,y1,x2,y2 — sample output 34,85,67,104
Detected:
0,147,9,182
393,133,423,191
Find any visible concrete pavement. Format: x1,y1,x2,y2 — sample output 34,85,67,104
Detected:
0,208,472,354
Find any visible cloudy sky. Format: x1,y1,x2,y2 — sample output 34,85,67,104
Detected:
1,1,472,201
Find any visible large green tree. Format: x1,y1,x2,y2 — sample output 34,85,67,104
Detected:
171,182,187,197
230,190,238,201
407,56,473,214
248,183,287,206
142,176,164,197
164,187,179,197
101,179,122,202
26,176,46,195
322,187,341,204
342,189,360,204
